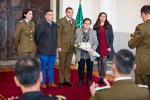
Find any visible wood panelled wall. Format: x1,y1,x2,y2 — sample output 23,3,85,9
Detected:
0,0,50,60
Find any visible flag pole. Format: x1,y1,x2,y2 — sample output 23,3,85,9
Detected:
73,0,82,66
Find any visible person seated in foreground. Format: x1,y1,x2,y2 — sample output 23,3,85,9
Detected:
13,57,59,100
90,49,149,100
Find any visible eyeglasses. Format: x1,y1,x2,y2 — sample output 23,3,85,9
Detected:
84,23,91,25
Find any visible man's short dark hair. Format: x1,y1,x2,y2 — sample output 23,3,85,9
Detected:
44,9,53,15
65,7,73,13
15,57,40,87
141,5,150,15
83,18,92,24
113,49,135,74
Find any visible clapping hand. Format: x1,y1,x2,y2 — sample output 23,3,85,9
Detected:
90,82,99,96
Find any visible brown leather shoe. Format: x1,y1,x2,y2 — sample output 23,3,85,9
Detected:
41,84,47,88
49,83,57,88
59,83,64,87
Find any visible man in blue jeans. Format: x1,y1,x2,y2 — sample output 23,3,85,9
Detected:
35,10,57,88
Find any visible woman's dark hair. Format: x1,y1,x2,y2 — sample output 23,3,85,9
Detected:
83,18,92,24
95,12,110,27
21,8,32,19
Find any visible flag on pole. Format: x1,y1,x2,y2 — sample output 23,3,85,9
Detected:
74,2,84,54
76,3,83,28
72,1,84,65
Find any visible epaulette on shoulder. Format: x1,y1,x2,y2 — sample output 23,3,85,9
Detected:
19,20,23,22
59,17,66,22
138,23,144,26
61,17,65,20
137,84,148,88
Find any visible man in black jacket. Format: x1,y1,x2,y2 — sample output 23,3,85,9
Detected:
14,57,58,100
35,10,57,88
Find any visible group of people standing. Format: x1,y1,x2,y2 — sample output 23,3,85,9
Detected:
12,4,150,100
13,7,115,88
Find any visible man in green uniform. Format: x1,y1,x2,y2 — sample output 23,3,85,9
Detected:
128,5,150,86
90,49,149,100
57,7,76,87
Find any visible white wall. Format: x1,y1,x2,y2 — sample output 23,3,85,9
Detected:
59,0,150,32
111,0,150,52
112,0,150,33
59,0,98,27
51,0,56,21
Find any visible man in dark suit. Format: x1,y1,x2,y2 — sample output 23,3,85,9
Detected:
35,10,57,88
57,7,76,87
14,57,58,100
128,5,150,87
90,49,149,100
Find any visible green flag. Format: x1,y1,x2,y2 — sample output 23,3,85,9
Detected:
76,4,83,28
74,4,83,54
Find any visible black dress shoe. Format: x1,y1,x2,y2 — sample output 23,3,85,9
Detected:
98,78,105,84
78,80,83,86
59,83,64,87
64,82,73,86
86,79,92,86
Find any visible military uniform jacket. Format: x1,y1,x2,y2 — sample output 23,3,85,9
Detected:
57,17,76,52
128,19,150,75
14,19,36,53
90,80,149,100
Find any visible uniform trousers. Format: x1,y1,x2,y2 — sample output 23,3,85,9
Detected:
58,52,73,83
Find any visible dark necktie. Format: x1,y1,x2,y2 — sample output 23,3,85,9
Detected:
69,20,72,26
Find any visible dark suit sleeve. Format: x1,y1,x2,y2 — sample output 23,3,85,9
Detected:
128,24,144,49
35,23,43,45
109,25,114,48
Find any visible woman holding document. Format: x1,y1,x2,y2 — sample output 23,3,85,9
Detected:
74,18,98,86
93,12,114,84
